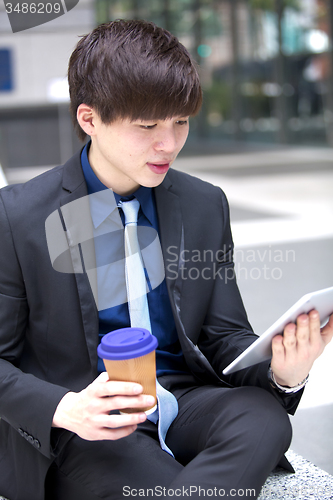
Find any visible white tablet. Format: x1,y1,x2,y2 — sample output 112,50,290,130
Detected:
223,286,333,375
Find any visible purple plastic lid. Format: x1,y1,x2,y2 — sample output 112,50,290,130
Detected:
97,327,158,360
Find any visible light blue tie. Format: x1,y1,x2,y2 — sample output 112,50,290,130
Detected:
118,198,178,457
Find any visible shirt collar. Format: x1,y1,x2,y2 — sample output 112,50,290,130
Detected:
81,142,155,228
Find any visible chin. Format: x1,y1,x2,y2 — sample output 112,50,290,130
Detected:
142,174,168,188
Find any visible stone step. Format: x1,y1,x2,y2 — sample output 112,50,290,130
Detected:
258,450,333,499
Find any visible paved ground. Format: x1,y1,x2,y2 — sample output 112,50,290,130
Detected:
2,144,333,475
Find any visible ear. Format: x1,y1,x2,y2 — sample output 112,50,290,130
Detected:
76,104,99,137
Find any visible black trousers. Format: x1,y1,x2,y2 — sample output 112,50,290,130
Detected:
45,375,292,500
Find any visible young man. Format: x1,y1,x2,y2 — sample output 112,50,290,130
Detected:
0,20,332,500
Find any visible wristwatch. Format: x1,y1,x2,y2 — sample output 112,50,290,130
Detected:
268,366,309,394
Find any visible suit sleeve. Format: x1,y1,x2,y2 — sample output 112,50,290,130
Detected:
198,188,302,415
0,191,70,459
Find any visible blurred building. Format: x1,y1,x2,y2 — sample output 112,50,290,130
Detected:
0,0,94,169
1,0,333,169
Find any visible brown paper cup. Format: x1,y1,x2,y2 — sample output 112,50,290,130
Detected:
103,350,157,413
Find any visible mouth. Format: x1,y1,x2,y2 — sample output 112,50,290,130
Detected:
146,162,171,175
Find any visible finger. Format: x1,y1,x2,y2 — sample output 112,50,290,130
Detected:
98,394,155,416
308,310,321,346
321,313,333,346
271,335,287,377
81,424,139,442
90,379,144,398
109,394,156,412
271,334,285,360
99,411,147,430
105,381,145,397
282,322,297,350
295,314,310,347
95,371,110,383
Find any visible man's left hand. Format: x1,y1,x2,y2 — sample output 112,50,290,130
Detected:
271,310,333,388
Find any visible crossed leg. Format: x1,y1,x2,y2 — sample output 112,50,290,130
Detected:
45,381,292,500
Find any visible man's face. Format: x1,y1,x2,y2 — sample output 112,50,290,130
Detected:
89,115,190,195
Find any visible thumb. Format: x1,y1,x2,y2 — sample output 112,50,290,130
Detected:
95,371,110,383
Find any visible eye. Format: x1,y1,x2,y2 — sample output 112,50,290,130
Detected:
176,120,188,126
140,124,157,130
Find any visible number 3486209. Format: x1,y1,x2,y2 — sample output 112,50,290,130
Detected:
5,2,61,14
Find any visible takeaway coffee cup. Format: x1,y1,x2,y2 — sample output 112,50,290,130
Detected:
97,327,158,414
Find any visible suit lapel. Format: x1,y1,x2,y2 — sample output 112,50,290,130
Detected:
59,151,99,369
154,174,183,308
155,171,225,385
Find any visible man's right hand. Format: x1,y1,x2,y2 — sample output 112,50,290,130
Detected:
52,372,155,441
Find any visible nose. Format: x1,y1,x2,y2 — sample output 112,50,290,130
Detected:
154,128,177,153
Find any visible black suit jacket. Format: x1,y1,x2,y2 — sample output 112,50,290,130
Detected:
0,150,301,500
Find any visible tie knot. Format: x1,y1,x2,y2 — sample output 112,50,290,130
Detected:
118,198,140,226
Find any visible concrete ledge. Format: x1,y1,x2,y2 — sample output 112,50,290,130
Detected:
259,450,333,499
1,450,333,500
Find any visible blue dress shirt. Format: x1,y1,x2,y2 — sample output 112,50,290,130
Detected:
81,143,189,376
